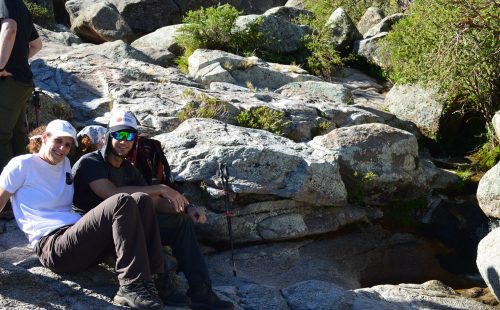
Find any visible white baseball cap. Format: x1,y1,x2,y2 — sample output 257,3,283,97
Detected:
46,120,78,147
108,110,138,132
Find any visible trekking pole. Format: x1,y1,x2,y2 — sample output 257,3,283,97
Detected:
219,162,237,277
32,88,41,128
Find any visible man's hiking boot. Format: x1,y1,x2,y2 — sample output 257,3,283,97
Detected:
187,284,234,310
155,272,191,307
113,281,163,310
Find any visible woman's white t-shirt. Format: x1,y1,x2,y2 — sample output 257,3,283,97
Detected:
0,154,81,247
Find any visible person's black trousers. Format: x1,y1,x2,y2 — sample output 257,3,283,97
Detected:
156,212,211,287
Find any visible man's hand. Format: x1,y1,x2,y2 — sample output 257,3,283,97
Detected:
157,185,189,213
0,69,12,77
187,205,207,224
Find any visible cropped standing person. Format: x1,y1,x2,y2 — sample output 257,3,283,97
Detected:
0,119,166,310
0,0,42,171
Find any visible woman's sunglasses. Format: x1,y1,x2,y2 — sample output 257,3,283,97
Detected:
111,131,136,141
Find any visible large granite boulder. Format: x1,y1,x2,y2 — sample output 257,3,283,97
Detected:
67,0,135,43
156,118,348,207
325,7,362,51
477,162,500,219
384,84,444,140
477,227,500,302
66,0,181,40
310,123,437,204
234,14,306,54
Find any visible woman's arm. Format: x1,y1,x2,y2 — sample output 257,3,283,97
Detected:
0,187,12,213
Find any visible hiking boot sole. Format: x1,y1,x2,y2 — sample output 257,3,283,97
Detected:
113,295,163,310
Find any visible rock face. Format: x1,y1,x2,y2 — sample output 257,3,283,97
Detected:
384,84,444,139
477,162,500,219
477,227,500,302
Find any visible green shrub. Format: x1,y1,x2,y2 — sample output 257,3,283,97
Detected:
24,1,55,30
311,121,334,137
235,107,289,135
175,4,264,57
382,0,499,128
174,56,189,74
177,92,229,121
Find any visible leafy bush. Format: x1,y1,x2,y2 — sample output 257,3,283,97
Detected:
235,107,289,135
382,0,499,131
24,1,55,30
175,4,264,57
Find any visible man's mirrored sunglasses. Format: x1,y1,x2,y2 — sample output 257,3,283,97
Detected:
111,131,136,141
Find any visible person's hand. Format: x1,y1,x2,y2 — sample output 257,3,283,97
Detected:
0,70,12,78
157,185,189,213
187,205,207,224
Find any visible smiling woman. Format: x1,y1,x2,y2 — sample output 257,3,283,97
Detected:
38,120,78,165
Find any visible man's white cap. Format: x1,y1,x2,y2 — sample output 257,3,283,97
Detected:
108,110,138,132
46,120,78,147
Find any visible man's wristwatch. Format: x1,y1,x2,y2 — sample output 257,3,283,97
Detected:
0,67,4,72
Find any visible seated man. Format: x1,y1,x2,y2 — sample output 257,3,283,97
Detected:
72,111,234,310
